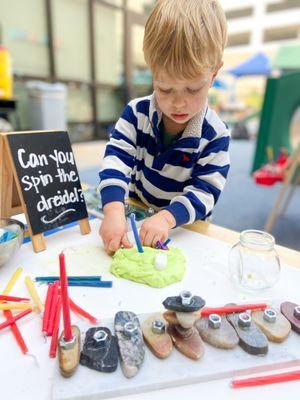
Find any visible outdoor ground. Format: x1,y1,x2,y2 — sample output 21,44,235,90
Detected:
73,139,300,251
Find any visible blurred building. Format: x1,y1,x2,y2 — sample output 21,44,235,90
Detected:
1,0,299,142
221,0,300,67
0,0,155,141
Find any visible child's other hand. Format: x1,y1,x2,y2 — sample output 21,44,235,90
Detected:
139,210,176,247
99,202,132,255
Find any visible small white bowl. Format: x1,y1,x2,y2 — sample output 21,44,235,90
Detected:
0,218,24,267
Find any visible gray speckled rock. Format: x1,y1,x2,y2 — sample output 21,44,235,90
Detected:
227,313,268,355
114,311,145,378
80,327,118,373
163,295,205,312
196,316,239,349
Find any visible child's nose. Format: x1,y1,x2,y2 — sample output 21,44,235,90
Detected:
172,94,186,109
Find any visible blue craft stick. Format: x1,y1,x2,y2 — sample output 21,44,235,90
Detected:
129,213,143,253
163,238,171,246
67,280,112,288
0,231,16,243
35,276,102,282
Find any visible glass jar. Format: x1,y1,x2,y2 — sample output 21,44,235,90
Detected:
228,230,281,292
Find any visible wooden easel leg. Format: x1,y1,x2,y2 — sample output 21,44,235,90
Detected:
264,146,300,232
32,234,46,253
79,218,91,235
278,184,297,217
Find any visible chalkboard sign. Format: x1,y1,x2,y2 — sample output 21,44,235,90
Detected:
6,131,89,235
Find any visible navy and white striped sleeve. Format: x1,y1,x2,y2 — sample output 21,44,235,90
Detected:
164,118,230,226
99,101,137,207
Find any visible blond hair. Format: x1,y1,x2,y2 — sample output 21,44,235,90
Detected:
143,0,227,79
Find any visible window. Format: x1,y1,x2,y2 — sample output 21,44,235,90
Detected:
127,0,155,14
94,3,124,85
264,26,300,42
53,0,90,81
1,0,49,76
227,32,251,47
267,0,300,13
225,7,253,20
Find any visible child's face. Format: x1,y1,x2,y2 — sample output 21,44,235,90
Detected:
153,69,216,129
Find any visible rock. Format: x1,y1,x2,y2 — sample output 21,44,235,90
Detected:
58,325,81,378
281,301,300,334
168,324,205,360
142,313,173,359
114,311,145,378
252,308,291,343
227,312,268,355
196,315,239,349
175,311,200,329
163,294,205,312
80,327,118,372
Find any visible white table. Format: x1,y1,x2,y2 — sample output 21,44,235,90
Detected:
1,218,300,400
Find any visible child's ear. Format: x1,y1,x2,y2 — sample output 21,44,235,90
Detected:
210,61,223,87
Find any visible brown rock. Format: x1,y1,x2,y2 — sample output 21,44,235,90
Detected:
281,301,300,334
252,309,291,343
168,324,205,360
142,313,173,359
58,325,81,378
196,316,239,349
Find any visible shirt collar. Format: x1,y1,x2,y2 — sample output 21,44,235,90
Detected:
149,91,207,139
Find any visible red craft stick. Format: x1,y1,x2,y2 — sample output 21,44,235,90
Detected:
49,296,62,358
231,370,300,388
46,281,60,336
42,283,55,335
59,252,72,341
0,309,32,331
0,295,30,302
3,310,28,354
69,298,98,324
200,303,267,317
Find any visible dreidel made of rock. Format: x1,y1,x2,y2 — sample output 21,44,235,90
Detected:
196,313,239,350
227,311,268,355
252,308,291,343
281,301,300,334
58,252,81,377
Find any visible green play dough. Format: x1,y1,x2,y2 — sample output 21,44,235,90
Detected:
110,246,186,288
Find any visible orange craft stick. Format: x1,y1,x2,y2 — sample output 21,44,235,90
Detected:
46,281,60,336
3,310,28,354
42,283,55,335
0,295,30,302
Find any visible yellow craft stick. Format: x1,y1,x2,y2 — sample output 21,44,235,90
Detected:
1,267,23,297
25,276,44,312
0,303,33,311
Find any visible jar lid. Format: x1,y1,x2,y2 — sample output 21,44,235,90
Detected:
240,230,275,250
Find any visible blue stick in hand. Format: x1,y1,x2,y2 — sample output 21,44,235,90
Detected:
129,213,143,253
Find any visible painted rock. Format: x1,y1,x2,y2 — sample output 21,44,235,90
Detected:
80,327,118,372
142,313,173,359
58,325,81,378
168,324,205,360
281,301,300,334
252,308,291,343
163,292,205,312
227,312,268,355
196,314,239,349
114,311,145,378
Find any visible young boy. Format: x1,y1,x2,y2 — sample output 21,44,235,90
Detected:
99,0,230,254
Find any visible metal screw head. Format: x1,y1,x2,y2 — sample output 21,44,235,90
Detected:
263,308,277,323
151,319,166,334
93,329,108,342
208,313,221,329
238,312,252,328
180,290,193,305
124,321,138,337
294,306,300,320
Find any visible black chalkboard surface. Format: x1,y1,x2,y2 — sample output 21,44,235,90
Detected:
7,131,89,235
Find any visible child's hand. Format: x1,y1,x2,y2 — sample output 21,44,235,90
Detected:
139,210,176,247
99,202,132,255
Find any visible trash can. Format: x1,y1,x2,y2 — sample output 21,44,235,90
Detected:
26,81,67,130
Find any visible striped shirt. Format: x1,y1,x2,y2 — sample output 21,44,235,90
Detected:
99,93,230,227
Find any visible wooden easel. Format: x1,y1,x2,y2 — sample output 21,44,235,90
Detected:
0,132,91,253
264,143,300,232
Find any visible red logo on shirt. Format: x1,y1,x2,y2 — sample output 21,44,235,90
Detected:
182,154,190,162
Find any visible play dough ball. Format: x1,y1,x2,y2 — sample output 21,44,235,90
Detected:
110,246,186,288
155,253,168,270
